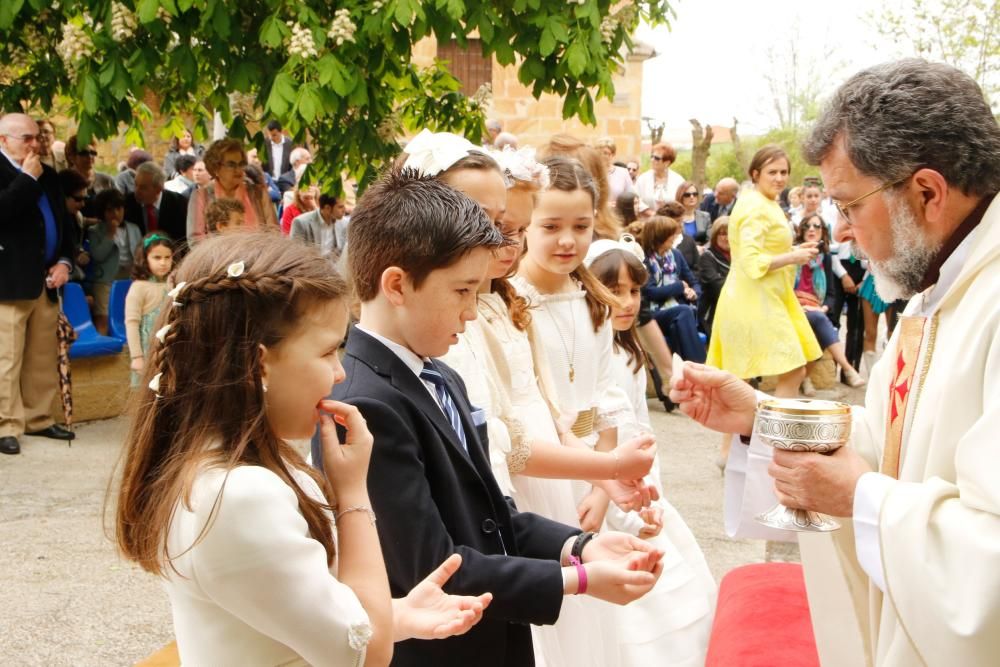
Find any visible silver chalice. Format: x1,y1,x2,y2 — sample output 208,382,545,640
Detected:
754,398,852,532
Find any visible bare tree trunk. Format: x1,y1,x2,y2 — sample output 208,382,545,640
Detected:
731,117,747,176
689,118,713,194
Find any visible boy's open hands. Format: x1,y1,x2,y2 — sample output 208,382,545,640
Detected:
575,531,664,604
394,554,493,642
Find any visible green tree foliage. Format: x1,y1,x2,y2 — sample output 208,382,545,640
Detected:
870,0,999,108
0,0,674,190
673,126,821,188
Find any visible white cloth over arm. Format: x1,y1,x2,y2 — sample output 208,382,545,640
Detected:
165,466,371,667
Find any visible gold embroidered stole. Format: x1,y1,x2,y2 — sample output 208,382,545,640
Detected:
881,315,932,478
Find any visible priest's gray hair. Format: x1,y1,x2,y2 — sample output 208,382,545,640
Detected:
803,59,1000,196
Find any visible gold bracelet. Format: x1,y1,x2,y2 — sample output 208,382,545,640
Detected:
610,450,620,480
335,505,377,526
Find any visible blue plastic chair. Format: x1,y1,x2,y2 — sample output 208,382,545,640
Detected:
107,279,132,344
63,282,124,358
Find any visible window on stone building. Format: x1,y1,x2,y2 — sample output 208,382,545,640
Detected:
437,39,492,96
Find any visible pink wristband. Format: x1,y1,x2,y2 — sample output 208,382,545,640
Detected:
569,555,587,595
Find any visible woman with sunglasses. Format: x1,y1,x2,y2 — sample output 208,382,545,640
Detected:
635,142,685,211
185,138,279,243
706,145,822,399
793,213,865,394
676,180,712,244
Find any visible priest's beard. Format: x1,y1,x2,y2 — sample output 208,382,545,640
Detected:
867,194,942,302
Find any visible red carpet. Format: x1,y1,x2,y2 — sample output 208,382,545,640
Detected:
706,562,820,667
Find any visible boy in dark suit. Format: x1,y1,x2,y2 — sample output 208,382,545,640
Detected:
312,169,663,667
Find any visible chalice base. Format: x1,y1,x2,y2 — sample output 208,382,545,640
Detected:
755,503,841,532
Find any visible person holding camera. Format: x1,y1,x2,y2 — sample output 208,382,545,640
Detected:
793,212,865,394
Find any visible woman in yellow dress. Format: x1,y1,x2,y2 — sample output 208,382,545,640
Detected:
706,145,822,398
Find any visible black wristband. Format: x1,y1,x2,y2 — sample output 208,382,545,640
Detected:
571,531,596,561
739,434,752,445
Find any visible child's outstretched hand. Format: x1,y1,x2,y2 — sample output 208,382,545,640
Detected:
638,505,664,539
318,399,373,501
394,554,493,641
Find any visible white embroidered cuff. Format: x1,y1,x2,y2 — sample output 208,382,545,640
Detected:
852,471,895,593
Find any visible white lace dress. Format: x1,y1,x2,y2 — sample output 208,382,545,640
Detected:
472,291,623,667
606,347,718,666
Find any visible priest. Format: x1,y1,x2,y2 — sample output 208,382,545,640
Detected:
672,59,1000,666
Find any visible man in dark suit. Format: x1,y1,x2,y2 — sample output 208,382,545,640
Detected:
0,114,78,455
127,162,188,246
262,120,293,181
699,177,740,221
312,170,662,666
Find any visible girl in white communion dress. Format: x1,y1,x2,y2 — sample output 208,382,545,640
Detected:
587,237,717,667
113,232,490,667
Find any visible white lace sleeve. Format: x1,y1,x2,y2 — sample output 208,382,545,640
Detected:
486,416,517,496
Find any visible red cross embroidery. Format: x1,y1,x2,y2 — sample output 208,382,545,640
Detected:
890,350,911,423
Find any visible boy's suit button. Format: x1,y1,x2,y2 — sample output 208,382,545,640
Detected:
481,519,497,534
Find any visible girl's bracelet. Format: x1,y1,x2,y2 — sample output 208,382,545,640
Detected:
335,505,377,526
610,449,620,480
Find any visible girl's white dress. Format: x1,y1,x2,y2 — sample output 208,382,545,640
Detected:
607,346,718,666
164,464,371,666
443,291,621,667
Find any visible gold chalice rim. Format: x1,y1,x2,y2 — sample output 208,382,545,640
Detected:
757,398,851,416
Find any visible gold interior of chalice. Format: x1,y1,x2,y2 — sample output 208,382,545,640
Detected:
754,398,852,532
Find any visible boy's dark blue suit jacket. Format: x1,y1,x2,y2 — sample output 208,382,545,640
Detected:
312,326,580,667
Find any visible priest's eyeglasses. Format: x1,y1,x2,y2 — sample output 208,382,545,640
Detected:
835,175,911,224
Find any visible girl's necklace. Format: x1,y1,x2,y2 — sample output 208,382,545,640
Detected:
544,299,577,383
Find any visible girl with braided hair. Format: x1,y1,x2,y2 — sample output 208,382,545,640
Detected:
114,232,491,666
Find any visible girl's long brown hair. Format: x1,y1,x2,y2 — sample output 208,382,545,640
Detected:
113,232,347,576
588,249,649,373
540,155,619,331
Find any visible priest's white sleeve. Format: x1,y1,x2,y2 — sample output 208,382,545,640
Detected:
851,471,895,592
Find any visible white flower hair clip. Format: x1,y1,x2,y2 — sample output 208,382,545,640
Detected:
148,372,162,397
402,128,486,176
167,281,187,307
583,233,646,267
155,324,170,344
490,146,550,190
227,261,246,278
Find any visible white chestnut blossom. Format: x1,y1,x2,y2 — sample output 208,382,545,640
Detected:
110,2,138,42
56,21,95,74
156,6,173,24
286,21,319,58
370,0,386,14
328,8,356,46
471,82,493,111
599,16,616,45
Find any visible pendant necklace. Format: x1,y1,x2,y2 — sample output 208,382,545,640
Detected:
545,299,577,383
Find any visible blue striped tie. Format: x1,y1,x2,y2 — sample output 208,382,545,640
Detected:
420,362,468,453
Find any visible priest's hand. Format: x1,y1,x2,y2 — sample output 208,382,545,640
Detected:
669,362,757,437
769,447,874,517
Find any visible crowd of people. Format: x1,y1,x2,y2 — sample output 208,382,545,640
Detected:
2,56,997,667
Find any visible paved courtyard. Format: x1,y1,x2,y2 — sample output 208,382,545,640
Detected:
0,384,859,666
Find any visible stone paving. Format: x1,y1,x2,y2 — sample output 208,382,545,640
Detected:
0,382,860,666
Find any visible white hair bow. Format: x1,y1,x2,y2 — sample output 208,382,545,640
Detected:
402,129,485,176
490,146,550,190
583,233,645,267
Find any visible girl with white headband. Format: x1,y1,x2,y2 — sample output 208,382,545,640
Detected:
405,132,658,667
586,236,717,666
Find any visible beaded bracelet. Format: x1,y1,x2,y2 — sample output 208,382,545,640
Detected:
335,505,377,526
